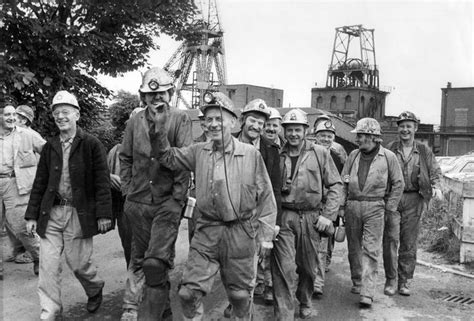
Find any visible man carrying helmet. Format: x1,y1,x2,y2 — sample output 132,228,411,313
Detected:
272,108,342,320
119,67,192,321
383,111,442,296
339,117,403,307
150,91,277,320
232,98,281,304
312,118,346,296
264,107,285,149
25,90,112,320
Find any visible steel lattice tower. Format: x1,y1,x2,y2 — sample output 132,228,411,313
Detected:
164,0,227,109
326,25,378,89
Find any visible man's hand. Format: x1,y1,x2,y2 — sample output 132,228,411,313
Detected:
337,208,345,219
315,215,332,232
110,174,121,191
26,219,37,236
432,187,443,201
273,225,280,240
97,218,112,234
259,241,274,257
151,101,170,133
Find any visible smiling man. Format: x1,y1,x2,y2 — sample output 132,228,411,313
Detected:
119,67,192,321
339,117,403,308
272,108,342,320
0,103,44,276
383,111,442,297
25,90,112,320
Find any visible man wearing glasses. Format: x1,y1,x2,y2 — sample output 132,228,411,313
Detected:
25,90,112,320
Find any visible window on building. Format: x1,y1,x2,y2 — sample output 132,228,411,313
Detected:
455,108,468,127
277,99,281,107
316,96,323,108
344,95,351,109
330,96,337,109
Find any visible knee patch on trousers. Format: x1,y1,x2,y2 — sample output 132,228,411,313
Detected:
143,258,168,287
178,285,203,319
228,289,251,318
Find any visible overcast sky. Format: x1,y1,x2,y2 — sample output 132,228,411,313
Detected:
99,0,473,125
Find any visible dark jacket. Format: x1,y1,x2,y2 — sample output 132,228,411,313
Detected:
386,140,441,202
25,127,112,239
233,132,282,219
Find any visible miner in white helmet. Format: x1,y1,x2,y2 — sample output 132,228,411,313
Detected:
149,91,277,320
25,90,112,319
339,117,404,307
119,67,193,321
383,111,442,297
272,108,342,320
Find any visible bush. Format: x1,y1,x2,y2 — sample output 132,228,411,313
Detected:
419,198,461,263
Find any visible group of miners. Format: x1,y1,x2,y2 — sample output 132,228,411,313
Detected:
0,66,443,321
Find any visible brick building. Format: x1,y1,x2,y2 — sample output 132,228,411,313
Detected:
439,84,474,156
220,84,283,109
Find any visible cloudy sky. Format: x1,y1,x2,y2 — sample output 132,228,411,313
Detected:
99,0,473,125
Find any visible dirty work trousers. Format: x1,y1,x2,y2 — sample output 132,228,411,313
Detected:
383,192,426,284
256,251,272,288
313,236,329,291
0,177,39,261
122,198,181,320
39,205,104,321
272,209,322,321
346,199,385,300
179,218,258,321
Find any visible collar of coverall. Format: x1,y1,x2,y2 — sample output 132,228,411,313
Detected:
395,140,419,153
202,136,246,156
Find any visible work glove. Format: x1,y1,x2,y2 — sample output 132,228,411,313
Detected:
315,215,332,232
432,187,443,201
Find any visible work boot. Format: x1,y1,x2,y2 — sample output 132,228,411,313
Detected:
120,309,138,321
15,252,34,264
254,282,265,297
299,306,313,319
351,284,361,294
139,285,169,320
359,296,373,308
398,283,411,296
263,286,273,305
384,278,396,296
86,287,103,313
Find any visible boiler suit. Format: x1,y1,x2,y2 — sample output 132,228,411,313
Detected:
383,141,441,286
272,141,342,320
341,146,404,301
120,108,192,320
150,135,277,321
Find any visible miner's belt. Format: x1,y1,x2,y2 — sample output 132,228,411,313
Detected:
347,196,383,202
53,197,73,207
403,190,419,194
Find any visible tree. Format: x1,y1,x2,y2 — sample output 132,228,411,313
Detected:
109,90,141,135
0,0,195,137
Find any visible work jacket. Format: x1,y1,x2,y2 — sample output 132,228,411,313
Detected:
151,134,277,242
280,140,342,224
341,146,404,212
233,132,282,219
7,126,45,195
25,127,112,238
120,108,192,205
386,140,441,202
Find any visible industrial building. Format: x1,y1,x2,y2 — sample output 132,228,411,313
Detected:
220,84,283,109
439,84,474,156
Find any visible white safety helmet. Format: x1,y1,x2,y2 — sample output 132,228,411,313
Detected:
139,67,174,93
241,99,270,119
51,90,80,110
315,119,336,134
351,117,382,136
268,107,282,120
282,108,308,127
